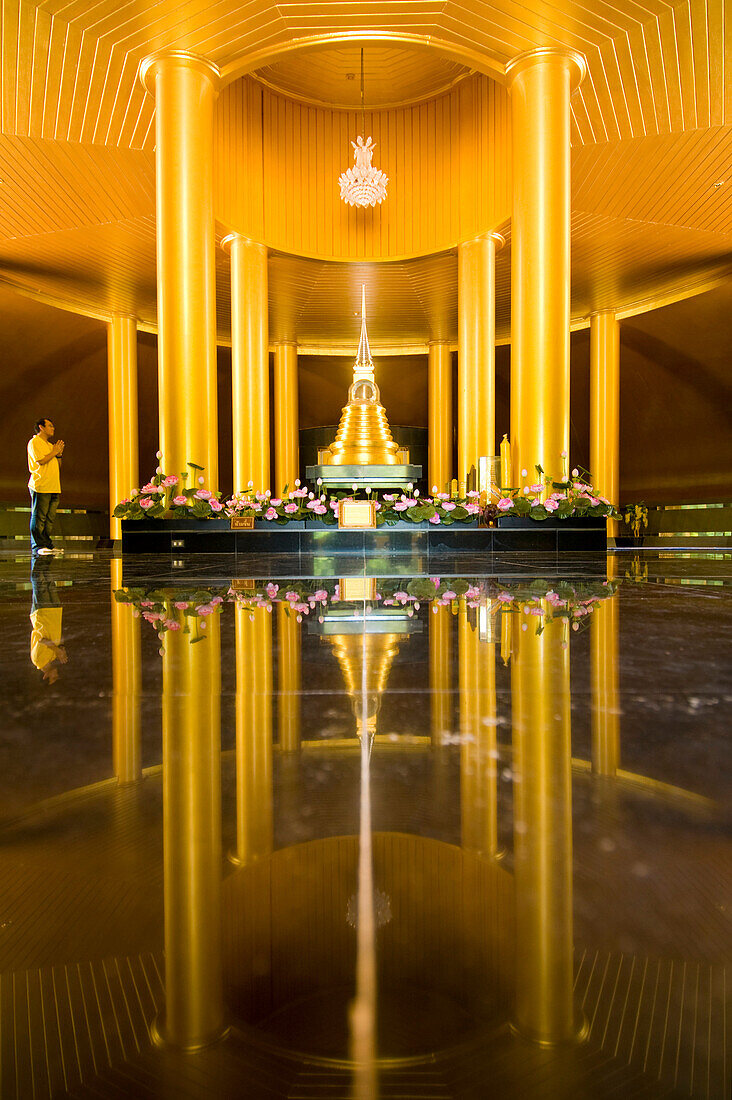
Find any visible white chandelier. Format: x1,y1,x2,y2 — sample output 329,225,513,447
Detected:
338,49,388,208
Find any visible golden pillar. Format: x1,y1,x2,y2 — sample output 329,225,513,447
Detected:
590,311,620,536
591,578,620,778
511,608,579,1044
274,341,299,496
223,234,270,493
278,603,301,753
110,559,141,783
107,316,139,540
457,234,504,489
140,52,219,489
428,342,453,493
430,603,453,747
507,49,586,490
459,605,499,858
157,614,225,1050
231,604,273,865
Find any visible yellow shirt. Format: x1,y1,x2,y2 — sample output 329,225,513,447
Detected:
28,435,60,493
30,608,63,670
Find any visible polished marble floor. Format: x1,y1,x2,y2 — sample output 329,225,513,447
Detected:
0,548,729,1098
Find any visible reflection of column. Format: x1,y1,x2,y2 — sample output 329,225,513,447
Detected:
274,342,299,496
231,605,273,865
277,603,301,752
507,49,585,490
428,342,452,493
591,589,620,777
590,311,620,537
140,53,219,488
224,234,269,493
512,608,577,1044
459,605,499,857
107,316,139,540
157,615,224,1050
110,559,141,783
430,604,453,747
458,234,503,488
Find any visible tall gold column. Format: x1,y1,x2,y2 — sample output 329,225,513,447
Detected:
511,608,578,1044
428,342,453,493
274,342,299,496
107,316,139,540
140,52,219,489
457,234,504,488
110,559,141,783
590,311,620,536
223,234,270,493
430,603,453,747
278,603,301,752
507,49,585,490
157,615,225,1050
459,605,499,857
231,604,273,865
591,564,620,777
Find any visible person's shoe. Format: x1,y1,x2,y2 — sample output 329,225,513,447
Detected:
36,547,54,555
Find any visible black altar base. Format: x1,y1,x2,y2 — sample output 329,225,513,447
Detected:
121,516,607,555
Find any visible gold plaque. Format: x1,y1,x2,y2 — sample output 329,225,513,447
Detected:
338,499,377,528
340,576,377,601
230,516,255,530
230,578,255,590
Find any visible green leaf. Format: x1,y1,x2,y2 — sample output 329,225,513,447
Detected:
451,505,469,521
531,504,549,521
187,462,204,471
512,496,531,515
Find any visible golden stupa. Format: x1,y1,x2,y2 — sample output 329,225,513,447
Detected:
327,286,400,466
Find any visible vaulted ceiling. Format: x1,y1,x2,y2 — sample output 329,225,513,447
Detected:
0,0,731,348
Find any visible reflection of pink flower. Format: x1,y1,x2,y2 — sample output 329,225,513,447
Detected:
197,604,215,616
210,596,224,606
466,586,480,599
139,497,153,508
497,497,513,511
284,502,298,513
313,590,328,602
285,591,299,601
164,619,181,631
174,601,190,610
173,495,187,506
265,507,277,520
530,608,544,616
266,583,279,598
497,592,513,602
442,590,456,600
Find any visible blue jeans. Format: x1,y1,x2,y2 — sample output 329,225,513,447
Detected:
30,491,59,551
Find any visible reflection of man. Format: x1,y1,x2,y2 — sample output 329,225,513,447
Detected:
27,417,65,555
30,555,67,684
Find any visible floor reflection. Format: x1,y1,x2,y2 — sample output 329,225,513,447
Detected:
0,552,729,1098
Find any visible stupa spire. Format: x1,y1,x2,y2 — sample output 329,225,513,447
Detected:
354,284,375,385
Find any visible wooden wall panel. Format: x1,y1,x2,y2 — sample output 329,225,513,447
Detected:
214,73,511,260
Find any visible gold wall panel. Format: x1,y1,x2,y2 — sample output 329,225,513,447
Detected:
215,73,511,260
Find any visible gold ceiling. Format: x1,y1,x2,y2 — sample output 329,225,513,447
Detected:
0,1,730,346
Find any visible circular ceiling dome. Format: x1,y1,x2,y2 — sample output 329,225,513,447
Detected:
252,46,472,109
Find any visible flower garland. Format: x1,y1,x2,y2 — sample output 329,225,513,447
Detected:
490,465,618,522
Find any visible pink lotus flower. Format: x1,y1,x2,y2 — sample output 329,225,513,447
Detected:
442,589,456,600
139,497,153,508
172,495,188,506
312,503,327,514
163,619,181,631
141,482,157,492
284,502,298,513
466,586,481,599
195,488,212,500
497,592,513,602
210,499,224,512
383,493,397,501
313,589,328,602
265,507,277,520
197,604,215,616
529,482,544,493
497,497,513,511
285,591,299,601
442,501,456,511
544,499,559,512
465,503,480,514
429,514,441,524
394,501,408,511
306,500,319,509
163,475,179,486
266,583,279,598
270,498,282,507
330,499,339,512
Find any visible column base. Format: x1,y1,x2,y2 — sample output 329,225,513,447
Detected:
150,1013,230,1052
508,1010,589,1048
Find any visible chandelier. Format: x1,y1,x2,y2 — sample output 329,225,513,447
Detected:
338,50,388,208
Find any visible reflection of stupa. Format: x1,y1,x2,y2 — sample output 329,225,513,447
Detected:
306,287,422,490
327,631,403,741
